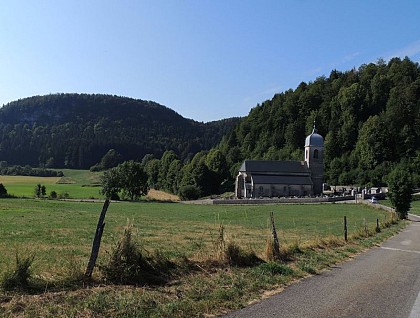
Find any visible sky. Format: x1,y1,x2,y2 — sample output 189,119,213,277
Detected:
1,1,420,122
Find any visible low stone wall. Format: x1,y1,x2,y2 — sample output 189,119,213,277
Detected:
212,196,355,205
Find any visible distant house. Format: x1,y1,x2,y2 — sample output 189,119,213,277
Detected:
235,125,324,198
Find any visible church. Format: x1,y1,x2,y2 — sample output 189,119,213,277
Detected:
235,126,324,198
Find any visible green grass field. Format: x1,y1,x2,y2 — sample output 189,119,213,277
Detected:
0,169,104,199
0,199,390,278
0,170,406,317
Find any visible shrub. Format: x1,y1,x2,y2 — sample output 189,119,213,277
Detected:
224,242,261,267
1,254,35,291
58,192,70,199
49,190,57,199
101,225,175,285
178,185,200,201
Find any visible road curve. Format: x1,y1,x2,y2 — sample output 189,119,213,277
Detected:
223,214,420,318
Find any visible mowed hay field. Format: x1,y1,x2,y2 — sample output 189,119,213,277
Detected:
0,199,390,277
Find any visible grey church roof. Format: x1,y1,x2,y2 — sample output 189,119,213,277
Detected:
305,127,324,147
239,160,309,174
252,174,313,185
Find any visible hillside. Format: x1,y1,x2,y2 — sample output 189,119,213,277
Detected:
0,94,239,168
218,57,420,186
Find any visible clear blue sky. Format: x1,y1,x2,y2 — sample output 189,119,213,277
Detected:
1,1,420,122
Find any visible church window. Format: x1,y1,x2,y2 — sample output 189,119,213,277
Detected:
313,149,319,159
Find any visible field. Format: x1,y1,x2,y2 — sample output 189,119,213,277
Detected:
0,199,391,276
0,169,104,199
0,171,405,317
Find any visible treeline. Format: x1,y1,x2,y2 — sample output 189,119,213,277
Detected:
0,94,239,169
0,162,63,177
141,149,229,200
216,57,420,187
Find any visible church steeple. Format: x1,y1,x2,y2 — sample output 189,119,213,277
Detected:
304,122,324,195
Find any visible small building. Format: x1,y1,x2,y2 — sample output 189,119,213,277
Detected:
235,125,324,198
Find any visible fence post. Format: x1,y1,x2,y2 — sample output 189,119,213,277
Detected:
85,199,110,278
270,211,281,260
376,218,381,233
344,216,348,242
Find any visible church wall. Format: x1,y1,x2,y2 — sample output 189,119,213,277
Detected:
254,183,312,198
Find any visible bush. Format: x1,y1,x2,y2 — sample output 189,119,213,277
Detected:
1,254,35,291
49,191,57,199
101,226,175,285
178,185,201,201
224,242,261,267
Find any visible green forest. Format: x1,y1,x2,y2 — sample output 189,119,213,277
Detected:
0,94,239,169
218,57,420,186
1,57,420,198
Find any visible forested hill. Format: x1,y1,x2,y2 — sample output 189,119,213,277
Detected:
0,94,239,169
218,57,420,186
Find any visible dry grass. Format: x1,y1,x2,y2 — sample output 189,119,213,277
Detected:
146,189,180,201
0,176,61,185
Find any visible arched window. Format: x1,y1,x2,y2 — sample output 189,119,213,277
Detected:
313,149,319,159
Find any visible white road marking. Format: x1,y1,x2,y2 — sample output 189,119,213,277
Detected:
401,240,413,246
380,247,420,254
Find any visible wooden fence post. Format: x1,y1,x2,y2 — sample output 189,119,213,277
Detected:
270,211,281,260
376,218,381,233
344,216,348,242
85,199,110,278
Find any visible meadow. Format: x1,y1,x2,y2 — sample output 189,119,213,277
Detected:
0,171,406,317
0,198,391,277
0,169,104,199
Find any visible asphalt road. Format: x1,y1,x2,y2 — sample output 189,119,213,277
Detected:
223,214,420,318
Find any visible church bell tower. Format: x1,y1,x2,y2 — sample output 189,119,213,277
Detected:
304,122,324,195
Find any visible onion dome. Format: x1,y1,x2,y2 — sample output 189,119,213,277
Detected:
305,123,324,147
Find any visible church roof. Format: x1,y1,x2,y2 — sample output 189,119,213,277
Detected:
251,174,313,185
305,127,324,147
239,160,309,174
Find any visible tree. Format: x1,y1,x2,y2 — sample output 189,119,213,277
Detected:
91,149,123,171
144,159,160,189
118,161,149,200
100,168,123,200
101,161,149,201
158,150,178,191
34,184,46,198
387,164,413,219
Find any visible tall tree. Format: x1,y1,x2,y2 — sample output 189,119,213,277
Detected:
387,164,413,219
